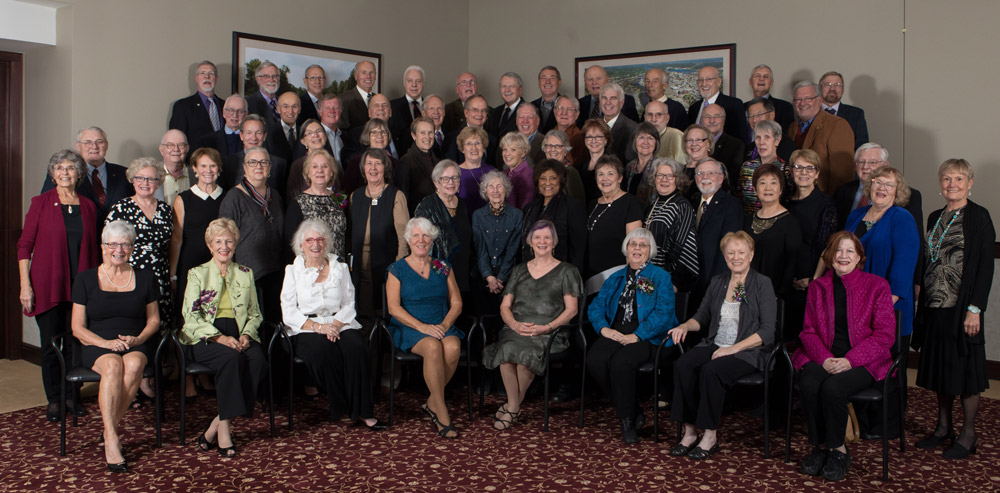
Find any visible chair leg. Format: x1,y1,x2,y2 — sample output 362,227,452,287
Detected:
154,364,162,448
478,367,485,419
653,367,660,443
179,372,187,446
388,351,396,427
268,369,276,439
543,363,551,432
466,349,473,422
287,352,294,432
59,378,67,457
578,361,586,429
763,374,771,459
882,397,890,481
785,373,793,463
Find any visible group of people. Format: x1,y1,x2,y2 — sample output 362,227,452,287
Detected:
16,58,993,482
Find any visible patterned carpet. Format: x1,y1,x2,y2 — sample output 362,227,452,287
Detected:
0,384,998,492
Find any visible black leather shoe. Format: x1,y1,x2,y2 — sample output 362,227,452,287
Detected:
669,442,693,456
916,431,955,449
620,417,638,444
67,400,88,417
942,437,978,459
820,448,850,481
46,403,60,422
106,461,128,473
634,409,646,430
800,446,827,476
550,384,574,403
687,442,719,460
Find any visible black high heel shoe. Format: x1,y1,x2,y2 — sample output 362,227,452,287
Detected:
942,437,978,459
196,423,217,452
915,430,956,449
106,460,128,473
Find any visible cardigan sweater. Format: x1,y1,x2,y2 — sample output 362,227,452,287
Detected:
792,269,896,380
692,268,777,370
180,260,262,345
588,264,678,346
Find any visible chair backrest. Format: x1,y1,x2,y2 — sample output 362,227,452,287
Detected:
892,309,903,357
775,299,785,342
675,291,690,323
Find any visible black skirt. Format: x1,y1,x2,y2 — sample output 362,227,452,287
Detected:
916,307,988,395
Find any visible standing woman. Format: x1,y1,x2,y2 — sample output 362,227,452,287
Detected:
344,118,396,194
471,170,523,313
585,155,643,282
396,117,439,214
18,150,99,421
349,148,409,321
520,159,587,271
742,163,803,311
285,118,331,199
415,160,473,294
580,118,612,204
455,126,494,214
499,132,536,209
624,122,661,206
218,147,284,322
643,157,699,293
541,129,585,200
106,157,173,405
738,120,789,215
284,149,348,261
915,159,994,459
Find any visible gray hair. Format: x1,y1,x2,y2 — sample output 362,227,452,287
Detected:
224,93,247,109
431,159,460,183
243,146,271,163
478,169,512,201
196,60,218,73
556,95,579,112
126,156,165,182
649,156,690,192
48,149,86,178
405,217,440,243
517,102,541,119
304,64,325,77
793,80,819,95
102,219,137,244
538,65,561,80
241,113,266,133
422,94,444,112
600,82,625,100
855,142,889,162
75,126,107,143
621,227,658,259
403,65,425,81
464,94,488,109
290,218,333,258
500,72,523,87
255,61,278,76
543,129,571,152
751,64,773,76
696,157,727,177
499,132,531,159
754,120,783,140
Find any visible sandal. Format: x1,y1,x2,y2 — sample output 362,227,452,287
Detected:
421,404,459,439
129,390,154,410
217,444,237,458
687,442,719,460
196,423,217,452
493,404,520,430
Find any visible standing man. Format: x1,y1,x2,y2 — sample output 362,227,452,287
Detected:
421,94,447,156
643,100,685,163
514,103,545,165
197,94,247,159
443,94,496,165
156,129,191,205
169,60,225,147
641,68,688,130
555,95,585,166
266,91,302,163
747,64,794,135
245,61,281,130
701,103,745,188
787,81,855,193
686,66,747,142
338,60,377,131
389,65,426,156
487,72,525,139
691,159,742,303
42,127,134,225
600,83,638,164
532,65,562,133
819,71,869,150
220,114,288,196
317,94,345,164
443,72,477,134
298,64,327,125
577,65,639,127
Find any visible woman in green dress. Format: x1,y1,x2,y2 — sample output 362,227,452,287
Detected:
481,219,583,430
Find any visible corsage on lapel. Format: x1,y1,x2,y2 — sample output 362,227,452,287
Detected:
637,276,655,295
431,259,450,276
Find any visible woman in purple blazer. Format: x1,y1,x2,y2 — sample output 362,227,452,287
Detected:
791,231,896,481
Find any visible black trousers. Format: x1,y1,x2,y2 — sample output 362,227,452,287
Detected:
799,362,874,449
586,337,653,419
35,302,77,404
292,330,375,421
257,271,284,324
672,344,756,430
191,318,267,420
858,334,910,437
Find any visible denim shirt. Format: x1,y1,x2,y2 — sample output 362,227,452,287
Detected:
471,204,523,282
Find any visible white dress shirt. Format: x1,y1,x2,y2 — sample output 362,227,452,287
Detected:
280,254,361,336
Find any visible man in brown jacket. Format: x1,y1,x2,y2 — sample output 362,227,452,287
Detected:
787,81,855,193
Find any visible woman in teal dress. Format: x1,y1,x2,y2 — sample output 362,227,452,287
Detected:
386,217,464,438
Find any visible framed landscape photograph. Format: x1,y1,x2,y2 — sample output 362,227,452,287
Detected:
232,31,381,98
574,43,736,111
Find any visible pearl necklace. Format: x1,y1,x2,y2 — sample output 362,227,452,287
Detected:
101,264,133,289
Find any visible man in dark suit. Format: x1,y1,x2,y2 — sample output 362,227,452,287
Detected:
639,68,688,130
42,126,134,225
443,95,497,165
743,97,795,163
486,72,525,139
220,115,288,198
421,94,447,157
316,94,345,165
532,65,562,134
197,94,247,158
820,71,869,150
687,66,748,142
245,61,281,132
443,72,477,135
512,104,545,165
297,64,327,126
746,64,794,138
337,60,377,132
600,83,638,165
702,104,745,190
264,91,302,164
169,60,225,148
343,93,401,163
389,65,426,156
691,158,742,301
577,65,639,127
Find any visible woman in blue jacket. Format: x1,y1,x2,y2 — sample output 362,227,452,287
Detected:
586,228,677,444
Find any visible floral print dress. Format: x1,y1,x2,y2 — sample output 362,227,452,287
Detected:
106,197,174,329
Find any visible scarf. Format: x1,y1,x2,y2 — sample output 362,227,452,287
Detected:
618,265,640,323
242,177,273,223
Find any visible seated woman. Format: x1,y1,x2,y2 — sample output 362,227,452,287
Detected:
180,218,267,458
71,220,160,473
667,231,776,460
586,228,677,444
792,232,895,481
481,219,583,430
280,219,386,431
386,217,465,438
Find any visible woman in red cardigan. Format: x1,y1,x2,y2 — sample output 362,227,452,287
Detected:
791,231,896,481
17,150,100,421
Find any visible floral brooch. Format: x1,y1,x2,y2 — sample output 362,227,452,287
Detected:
431,259,450,276
637,276,655,294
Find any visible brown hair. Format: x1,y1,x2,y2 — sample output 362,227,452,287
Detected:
821,231,866,271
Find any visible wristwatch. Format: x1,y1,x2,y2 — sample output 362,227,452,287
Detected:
967,305,981,314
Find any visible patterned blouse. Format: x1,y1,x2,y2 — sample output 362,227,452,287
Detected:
291,192,348,261
924,208,965,308
105,197,174,327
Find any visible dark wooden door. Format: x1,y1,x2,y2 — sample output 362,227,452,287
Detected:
0,51,24,360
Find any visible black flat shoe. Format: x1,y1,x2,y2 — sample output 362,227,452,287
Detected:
359,419,388,432
46,403,60,422
800,446,827,476
820,448,850,481
916,431,956,449
942,437,978,459
669,442,694,457
687,443,719,460
106,461,127,473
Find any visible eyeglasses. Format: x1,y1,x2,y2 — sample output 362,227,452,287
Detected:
792,164,818,173
792,95,819,104
820,82,844,88
257,73,280,80
438,176,460,183
305,76,326,82
457,79,477,86
627,241,650,249
856,160,883,167
694,170,722,177
303,129,324,138
196,71,217,77
542,144,565,150
369,129,388,136
160,142,188,150
871,179,897,190
133,176,161,184
654,173,676,181
584,135,606,141
245,159,270,168
555,105,576,113
53,165,78,173
702,113,724,121
304,237,327,245
78,139,108,148
747,111,773,120
223,108,247,115
685,138,708,144
103,242,132,250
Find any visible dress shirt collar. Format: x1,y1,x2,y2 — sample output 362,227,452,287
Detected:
191,183,223,200
822,102,841,114
356,86,372,105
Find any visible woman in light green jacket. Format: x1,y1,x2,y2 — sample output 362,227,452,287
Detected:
180,218,266,458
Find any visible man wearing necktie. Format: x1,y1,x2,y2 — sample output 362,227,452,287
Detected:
265,92,301,164
487,72,525,139
245,61,281,131
420,94,447,156
338,60,378,132
196,94,247,158
690,158,742,305
297,65,327,126
168,60,226,148
389,65,427,156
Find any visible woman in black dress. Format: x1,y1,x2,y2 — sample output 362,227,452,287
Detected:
580,118,612,204
623,122,660,206
585,155,643,282
284,149,348,261
915,159,995,459
414,160,472,294
71,220,160,472
520,159,587,272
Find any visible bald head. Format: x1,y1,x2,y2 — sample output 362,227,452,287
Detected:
369,93,391,121
277,92,301,126
644,68,669,100
584,65,609,97
643,100,670,132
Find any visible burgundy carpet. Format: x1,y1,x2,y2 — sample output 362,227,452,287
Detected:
1,385,998,492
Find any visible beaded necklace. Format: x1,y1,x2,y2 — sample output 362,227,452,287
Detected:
927,208,962,263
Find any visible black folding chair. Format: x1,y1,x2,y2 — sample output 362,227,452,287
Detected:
644,291,689,443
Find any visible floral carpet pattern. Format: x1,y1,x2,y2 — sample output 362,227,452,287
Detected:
0,385,998,492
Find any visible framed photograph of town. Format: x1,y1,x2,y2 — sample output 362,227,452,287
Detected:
574,44,736,111
232,31,381,98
